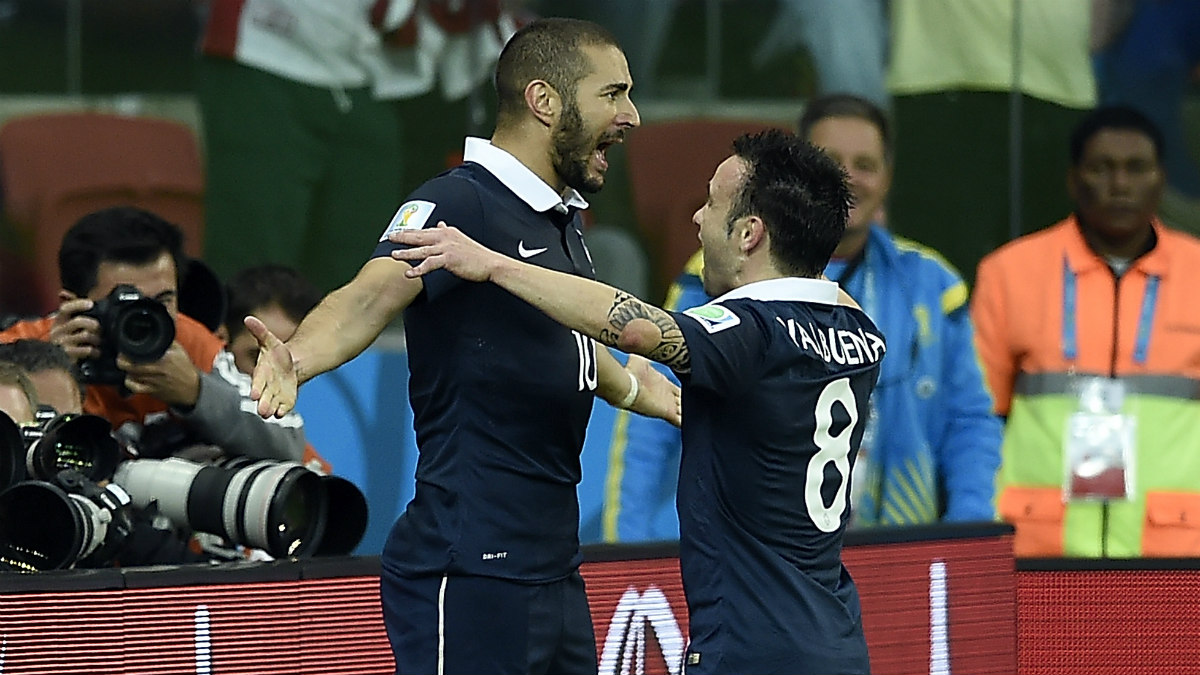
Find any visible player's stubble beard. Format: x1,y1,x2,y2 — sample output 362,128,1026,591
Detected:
552,96,605,194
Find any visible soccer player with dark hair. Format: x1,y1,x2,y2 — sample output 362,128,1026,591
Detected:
244,17,679,675
390,129,882,674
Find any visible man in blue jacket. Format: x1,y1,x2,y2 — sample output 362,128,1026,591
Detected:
605,94,1003,539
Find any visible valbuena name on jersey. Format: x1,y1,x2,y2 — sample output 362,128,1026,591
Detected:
776,316,886,365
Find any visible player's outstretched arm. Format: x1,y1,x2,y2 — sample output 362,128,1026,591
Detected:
390,223,691,374
247,256,422,418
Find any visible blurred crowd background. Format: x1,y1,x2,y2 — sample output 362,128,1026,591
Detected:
1,0,1199,556
1,0,1197,303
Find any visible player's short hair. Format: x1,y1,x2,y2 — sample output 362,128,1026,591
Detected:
59,206,187,298
1069,105,1163,166
223,264,321,340
494,17,622,123
797,93,894,163
729,129,851,277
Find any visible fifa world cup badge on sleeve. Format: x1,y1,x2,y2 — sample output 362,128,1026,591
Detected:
682,304,741,334
379,200,436,241
1063,377,1135,501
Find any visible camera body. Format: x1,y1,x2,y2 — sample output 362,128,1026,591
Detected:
0,407,121,488
78,284,175,385
0,410,130,571
0,406,367,570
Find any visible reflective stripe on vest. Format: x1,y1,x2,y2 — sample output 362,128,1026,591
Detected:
1014,372,1200,400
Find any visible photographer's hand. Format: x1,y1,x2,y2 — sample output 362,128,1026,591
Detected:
244,315,298,419
49,298,102,362
117,342,201,407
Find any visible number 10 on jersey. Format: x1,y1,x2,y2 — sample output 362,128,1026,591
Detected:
574,330,597,392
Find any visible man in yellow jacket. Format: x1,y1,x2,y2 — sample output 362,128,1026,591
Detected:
972,106,1200,557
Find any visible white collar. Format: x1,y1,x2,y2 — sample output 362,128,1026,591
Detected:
463,137,589,214
714,277,840,305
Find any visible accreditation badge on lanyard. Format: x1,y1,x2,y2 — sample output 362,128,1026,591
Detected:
1059,260,1158,502
1063,377,1135,501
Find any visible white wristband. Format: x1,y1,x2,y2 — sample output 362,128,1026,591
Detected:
618,370,640,409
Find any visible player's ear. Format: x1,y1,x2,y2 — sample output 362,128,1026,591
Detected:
525,80,559,127
740,215,766,254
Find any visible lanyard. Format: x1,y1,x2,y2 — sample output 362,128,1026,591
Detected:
1061,256,1159,365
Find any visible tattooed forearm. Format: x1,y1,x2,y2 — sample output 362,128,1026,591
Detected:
604,291,691,371
604,291,657,343
650,340,690,372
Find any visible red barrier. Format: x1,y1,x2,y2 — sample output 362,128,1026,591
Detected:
0,525,1018,674
584,524,1018,675
0,575,394,674
1016,559,1200,675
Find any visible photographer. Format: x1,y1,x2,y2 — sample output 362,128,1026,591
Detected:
0,206,305,463
0,362,145,571
0,339,83,416
0,362,38,426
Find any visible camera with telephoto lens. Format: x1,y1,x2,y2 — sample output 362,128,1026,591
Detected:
0,406,369,570
113,455,357,559
0,409,132,572
77,284,176,385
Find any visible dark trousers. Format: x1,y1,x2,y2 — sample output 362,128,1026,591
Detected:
196,57,406,294
381,570,598,675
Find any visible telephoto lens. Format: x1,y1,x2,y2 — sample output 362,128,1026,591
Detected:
113,457,327,558
0,411,26,490
314,475,369,556
24,413,121,483
0,469,133,572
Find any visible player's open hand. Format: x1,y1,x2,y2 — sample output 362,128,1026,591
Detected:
245,315,298,419
389,222,504,282
626,354,682,427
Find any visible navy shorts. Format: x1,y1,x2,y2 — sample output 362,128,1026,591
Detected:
381,570,597,675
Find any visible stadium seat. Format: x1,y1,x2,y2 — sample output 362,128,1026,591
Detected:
0,112,205,316
623,118,777,301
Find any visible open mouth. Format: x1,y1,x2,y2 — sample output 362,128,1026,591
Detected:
593,138,618,171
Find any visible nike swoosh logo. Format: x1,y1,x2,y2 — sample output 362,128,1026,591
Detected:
518,241,549,258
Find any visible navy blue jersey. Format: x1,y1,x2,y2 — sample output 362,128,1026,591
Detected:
671,277,884,675
372,154,598,582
